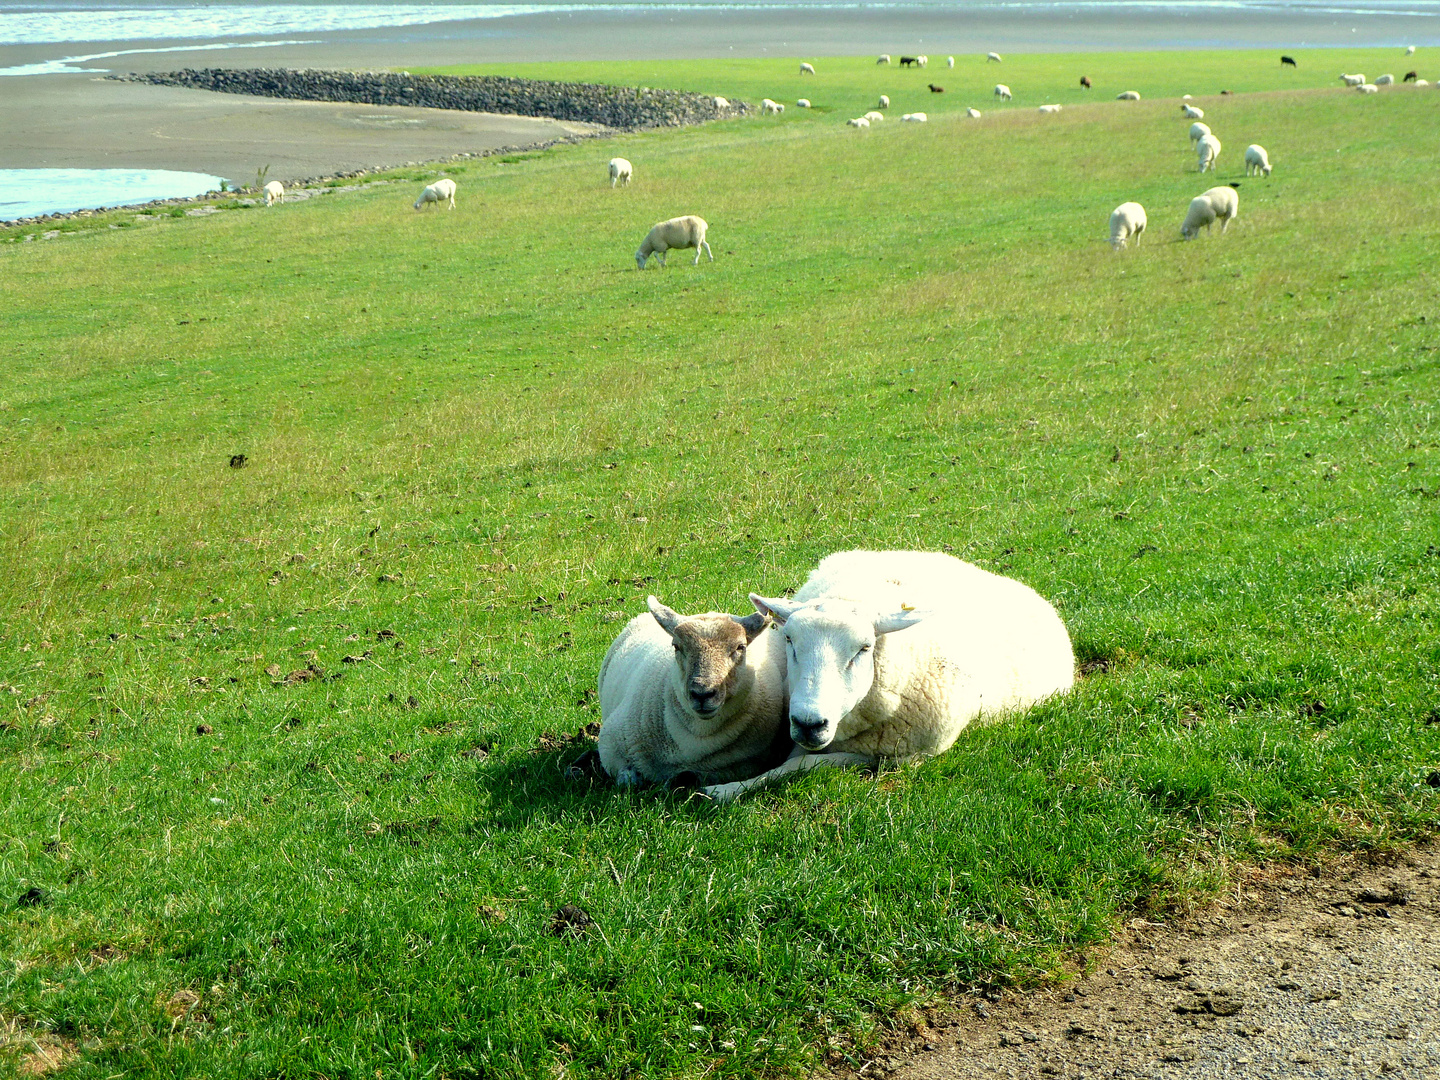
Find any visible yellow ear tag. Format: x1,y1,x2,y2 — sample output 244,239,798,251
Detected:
900,603,915,612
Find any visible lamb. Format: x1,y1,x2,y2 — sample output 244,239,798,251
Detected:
966,107,982,118
1109,201,1147,250
1080,76,1092,89
1403,70,1418,81
635,215,713,269
797,98,811,107
761,98,785,114
1375,73,1394,85
1189,121,1212,146
1281,55,1297,67
1116,89,1141,100
877,54,891,65
1244,143,1272,177
1357,83,1379,93
917,55,928,67
413,177,456,210
878,94,890,108
1340,73,1366,86
608,157,633,188
800,62,816,75
713,96,730,109
994,83,1012,100
700,550,1075,802
848,116,871,128
901,112,928,122
863,110,885,122
597,597,789,788
899,55,920,67
1181,185,1239,239
1037,103,1062,114
928,83,945,92
1196,132,1221,173
947,56,955,68
1181,104,1204,119
262,180,284,206
987,52,1002,62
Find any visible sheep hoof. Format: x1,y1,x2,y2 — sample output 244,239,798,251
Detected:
666,770,704,791
565,748,605,782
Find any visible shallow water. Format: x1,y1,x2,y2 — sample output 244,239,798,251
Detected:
0,167,226,220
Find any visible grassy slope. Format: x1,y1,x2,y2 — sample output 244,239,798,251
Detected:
1,51,1438,1078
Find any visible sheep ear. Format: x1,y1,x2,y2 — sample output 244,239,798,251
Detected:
733,612,769,643
647,595,683,634
750,593,802,625
874,607,928,635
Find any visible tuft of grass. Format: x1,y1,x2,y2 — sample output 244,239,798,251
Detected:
1,50,1438,1079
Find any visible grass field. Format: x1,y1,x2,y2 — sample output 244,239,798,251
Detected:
2,49,1439,1078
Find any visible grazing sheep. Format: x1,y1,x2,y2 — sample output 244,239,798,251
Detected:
262,180,284,206
1357,83,1379,93
994,83,1012,100
947,56,955,68
863,110,885,122
1375,73,1394,85
800,62,815,75
597,597,789,788
928,83,945,93
901,112,929,122
1080,76,1092,89
714,96,730,109
1281,55,1297,67
1340,73,1366,86
1406,45,1417,55
848,116,871,128
1109,201,1147,250
608,157,633,188
1116,89,1141,100
1404,70,1418,81
966,107,982,118
1189,121,1212,146
1181,185,1239,239
987,52,1003,62
1037,103,1062,114
413,177,456,210
1244,144,1272,177
761,98,785,114
917,55,929,67
635,215,712,269
1221,89,1233,95
878,94,890,108
701,550,1075,802
797,98,811,108
1197,132,1222,172
1182,104,1204,119
877,54,891,65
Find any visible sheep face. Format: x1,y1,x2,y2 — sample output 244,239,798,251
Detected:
751,595,924,751
648,598,767,721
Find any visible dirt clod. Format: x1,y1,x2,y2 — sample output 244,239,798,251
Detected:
548,904,594,938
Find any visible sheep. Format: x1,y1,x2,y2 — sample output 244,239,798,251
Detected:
863,110,885,122
262,180,284,206
413,177,456,210
878,94,890,108
1416,79,1431,86
917,55,928,67
800,62,815,75
987,52,1002,62
877,54,891,65
1197,132,1222,173
848,116,871,128
713,96,730,109
1244,144,1272,177
928,83,945,93
608,157,633,188
1189,121,1212,146
1404,70,1418,82
701,550,1075,802
899,55,920,67
797,98,811,108
1181,185,1239,239
1406,45,1417,55
1375,73,1394,85
1116,89,1141,100
1037,103,1062,114
1109,202,1146,251
1182,93,1193,99
1181,104,1204,119
1282,55,1297,67
1357,83,1379,93
1080,76,1092,89
901,112,928,122
761,98,785,114
1340,73,1366,86
597,597,789,788
966,107,982,118
947,56,955,68
635,215,712,269
994,83,1012,100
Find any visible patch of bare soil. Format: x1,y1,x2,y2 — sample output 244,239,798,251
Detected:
827,842,1440,1080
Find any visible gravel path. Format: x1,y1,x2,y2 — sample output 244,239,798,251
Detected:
828,843,1440,1080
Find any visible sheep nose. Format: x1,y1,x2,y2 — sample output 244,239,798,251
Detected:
690,687,720,712
792,718,828,748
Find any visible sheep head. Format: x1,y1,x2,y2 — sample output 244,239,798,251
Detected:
648,597,767,720
749,594,926,751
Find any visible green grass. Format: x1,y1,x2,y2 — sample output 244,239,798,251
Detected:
2,49,1439,1078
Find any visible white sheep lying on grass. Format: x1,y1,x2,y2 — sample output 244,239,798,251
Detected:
847,116,871,128
1116,89,1141,100
863,110,885,122
761,98,785,114
901,112,928,122
635,215,713,268
1038,103,1062,114
1182,104,1204,119
1110,201,1147,250
714,96,730,109
608,157,632,188
263,180,284,206
701,550,1075,802
798,98,811,108
966,107,982,118
1197,132,1222,172
1244,144,1272,176
597,597,789,787
1357,82,1379,93
1189,121,1211,146
413,177,456,210
1340,73,1366,86
1375,73,1394,85
1181,184,1239,239
994,83,1011,100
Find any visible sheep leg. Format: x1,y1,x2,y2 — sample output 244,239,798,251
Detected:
699,240,713,263
701,749,876,803
657,249,667,268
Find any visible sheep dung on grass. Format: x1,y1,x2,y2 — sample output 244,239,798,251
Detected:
262,180,284,206
608,157,632,188
1110,201,1147,250
701,550,1075,802
1244,144,1272,177
597,597,789,788
635,215,713,269
1181,185,1239,239
413,177,456,210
